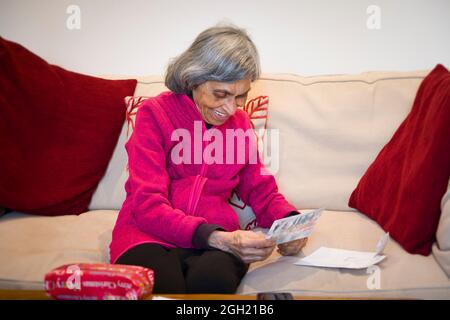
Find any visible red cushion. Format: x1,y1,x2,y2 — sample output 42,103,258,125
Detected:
0,37,137,216
348,64,450,255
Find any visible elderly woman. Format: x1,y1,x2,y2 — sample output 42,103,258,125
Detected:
110,25,307,294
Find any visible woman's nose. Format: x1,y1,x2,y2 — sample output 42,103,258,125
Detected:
223,98,237,116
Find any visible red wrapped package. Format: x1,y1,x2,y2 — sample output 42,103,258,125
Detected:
44,263,154,300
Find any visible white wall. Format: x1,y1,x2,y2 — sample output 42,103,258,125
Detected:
1,0,449,76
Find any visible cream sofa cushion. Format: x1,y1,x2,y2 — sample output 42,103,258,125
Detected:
251,72,428,210
0,210,116,289
238,210,450,299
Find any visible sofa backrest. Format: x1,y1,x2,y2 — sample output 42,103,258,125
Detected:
89,70,428,211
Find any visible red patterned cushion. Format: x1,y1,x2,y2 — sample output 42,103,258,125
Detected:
233,95,269,229
0,37,137,216
124,95,269,139
348,64,450,255
125,96,148,137
242,95,269,145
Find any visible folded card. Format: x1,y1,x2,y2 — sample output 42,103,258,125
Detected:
265,208,324,244
294,232,390,269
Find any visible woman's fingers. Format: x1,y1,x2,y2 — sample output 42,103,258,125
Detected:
233,243,275,260
241,234,276,249
227,230,277,262
240,255,267,264
232,230,275,249
277,247,297,256
227,231,308,259
244,245,275,257
277,238,308,256
277,246,299,256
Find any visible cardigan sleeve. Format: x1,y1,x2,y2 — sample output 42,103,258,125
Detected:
234,113,298,229
125,100,207,248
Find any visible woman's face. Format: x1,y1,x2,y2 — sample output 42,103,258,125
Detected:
192,78,251,126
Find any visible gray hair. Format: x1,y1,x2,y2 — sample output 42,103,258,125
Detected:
165,24,261,94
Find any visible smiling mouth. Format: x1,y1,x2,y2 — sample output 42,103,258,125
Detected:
214,110,227,119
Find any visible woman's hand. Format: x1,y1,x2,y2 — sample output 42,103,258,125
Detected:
208,230,276,263
277,238,308,256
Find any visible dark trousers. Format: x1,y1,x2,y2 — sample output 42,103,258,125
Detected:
115,243,249,294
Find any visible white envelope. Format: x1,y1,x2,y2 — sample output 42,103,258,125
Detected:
294,232,390,269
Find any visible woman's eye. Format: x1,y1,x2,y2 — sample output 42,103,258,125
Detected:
214,94,227,99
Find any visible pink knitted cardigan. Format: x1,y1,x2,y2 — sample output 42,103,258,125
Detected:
109,91,296,263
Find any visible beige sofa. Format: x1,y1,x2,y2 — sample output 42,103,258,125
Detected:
1,70,449,299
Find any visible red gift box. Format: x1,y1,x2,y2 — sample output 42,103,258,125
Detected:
44,263,154,300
